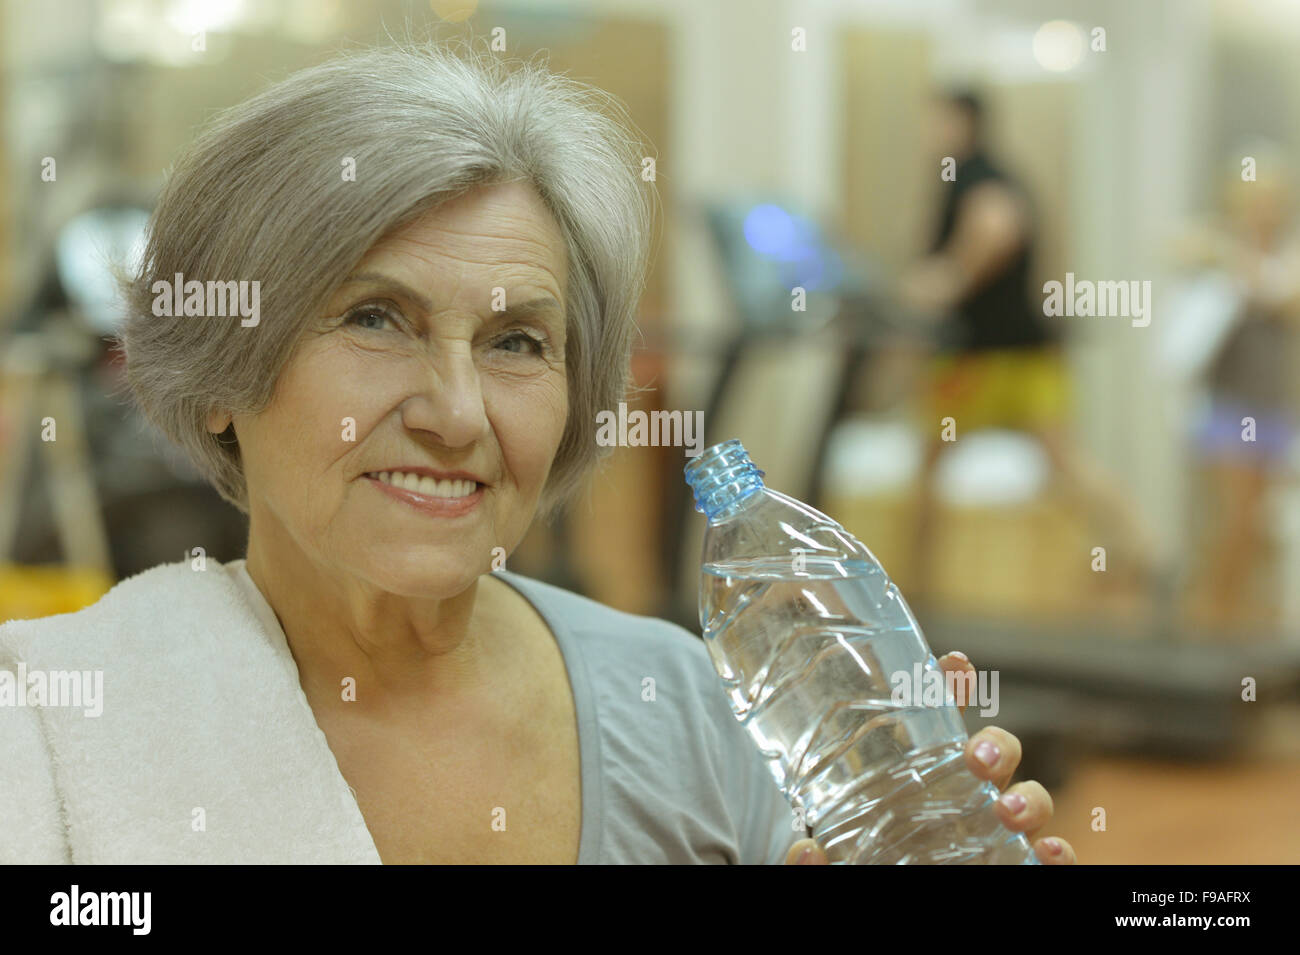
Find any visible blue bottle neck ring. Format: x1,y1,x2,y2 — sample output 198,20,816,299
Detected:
684,439,766,521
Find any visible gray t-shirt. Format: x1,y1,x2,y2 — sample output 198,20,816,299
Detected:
228,560,806,864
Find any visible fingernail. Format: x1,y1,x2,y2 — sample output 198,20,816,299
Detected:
974,740,1000,767
949,650,969,662
796,847,813,865
1043,838,1063,855
999,792,1026,814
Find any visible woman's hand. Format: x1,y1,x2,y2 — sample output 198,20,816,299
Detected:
785,650,1076,865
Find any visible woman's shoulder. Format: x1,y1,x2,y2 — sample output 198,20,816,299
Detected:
492,569,713,677
490,568,738,751
492,569,801,864
0,559,241,658
0,558,381,864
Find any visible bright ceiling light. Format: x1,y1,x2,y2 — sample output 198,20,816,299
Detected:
1032,19,1085,72
164,0,248,34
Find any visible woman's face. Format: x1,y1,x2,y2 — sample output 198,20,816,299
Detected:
230,180,570,597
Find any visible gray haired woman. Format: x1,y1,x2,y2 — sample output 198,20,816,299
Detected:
0,43,1072,865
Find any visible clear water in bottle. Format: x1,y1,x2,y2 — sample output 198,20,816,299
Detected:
686,439,1039,864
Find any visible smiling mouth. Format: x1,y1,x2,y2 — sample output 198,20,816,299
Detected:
364,471,481,499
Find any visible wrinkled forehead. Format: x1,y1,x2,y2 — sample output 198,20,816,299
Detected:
355,183,568,286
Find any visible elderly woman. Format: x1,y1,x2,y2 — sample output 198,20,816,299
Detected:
0,44,1073,865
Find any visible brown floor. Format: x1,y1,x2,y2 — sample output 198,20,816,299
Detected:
1044,749,1300,865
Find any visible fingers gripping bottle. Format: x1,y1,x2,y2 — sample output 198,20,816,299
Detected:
685,439,1039,864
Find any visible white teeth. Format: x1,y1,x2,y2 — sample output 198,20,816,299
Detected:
373,471,477,498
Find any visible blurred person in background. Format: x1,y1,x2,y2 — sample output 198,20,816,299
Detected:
898,88,1156,610
1176,152,1300,631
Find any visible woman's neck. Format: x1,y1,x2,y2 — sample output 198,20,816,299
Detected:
243,533,502,714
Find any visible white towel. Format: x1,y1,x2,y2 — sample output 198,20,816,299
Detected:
0,559,381,863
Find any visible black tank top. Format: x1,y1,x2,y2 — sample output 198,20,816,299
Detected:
931,152,1058,351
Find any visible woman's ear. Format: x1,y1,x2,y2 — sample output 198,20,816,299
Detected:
206,410,233,434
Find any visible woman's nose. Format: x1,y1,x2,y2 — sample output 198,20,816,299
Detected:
401,345,489,448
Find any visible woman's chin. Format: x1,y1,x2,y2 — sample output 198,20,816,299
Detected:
350,553,487,598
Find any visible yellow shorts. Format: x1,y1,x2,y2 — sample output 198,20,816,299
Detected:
922,347,1070,433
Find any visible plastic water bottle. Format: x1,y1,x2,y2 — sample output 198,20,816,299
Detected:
684,439,1039,864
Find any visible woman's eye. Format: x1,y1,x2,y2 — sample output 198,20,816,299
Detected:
495,331,545,355
344,305,399,331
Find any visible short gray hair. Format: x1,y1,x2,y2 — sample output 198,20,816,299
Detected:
116,41,653,521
